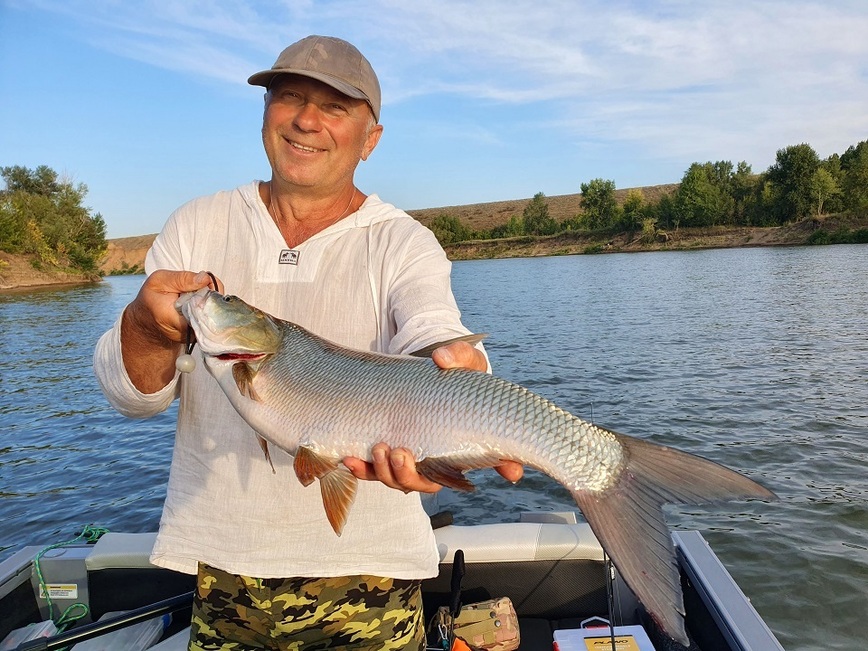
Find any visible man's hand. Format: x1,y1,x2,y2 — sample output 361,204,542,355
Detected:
343,340,524,491
120,270,221,393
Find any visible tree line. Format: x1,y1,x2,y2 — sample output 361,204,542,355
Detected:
428,139,868,245
0,165,107,272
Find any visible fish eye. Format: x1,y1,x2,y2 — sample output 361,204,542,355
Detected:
222,295,234,303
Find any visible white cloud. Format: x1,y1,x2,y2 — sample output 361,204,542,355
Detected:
10,0,868,197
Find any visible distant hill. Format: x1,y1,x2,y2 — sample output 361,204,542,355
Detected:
407,184,679,231
99,235,156,275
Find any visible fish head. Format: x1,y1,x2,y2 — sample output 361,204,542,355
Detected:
177,288,282,364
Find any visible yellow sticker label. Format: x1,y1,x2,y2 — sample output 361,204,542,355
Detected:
583,634,641,651
39,584,79,599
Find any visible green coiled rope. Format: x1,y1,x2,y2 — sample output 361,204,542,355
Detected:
33,525,110,631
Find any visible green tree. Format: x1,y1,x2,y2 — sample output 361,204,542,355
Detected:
730,161,760,225
674,161,735,227
839,140,868,211
580,179,619,229
810,167,840,216
0,165,107,271
619,190,644,231
428,213,472,244
522,192,558,235
1,164,60,196
765,143,820,222
819,154,845,214
653,191,678,230
490,215,525,238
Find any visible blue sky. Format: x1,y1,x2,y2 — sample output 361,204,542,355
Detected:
2,1,867,238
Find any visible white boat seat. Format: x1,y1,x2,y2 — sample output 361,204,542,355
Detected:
83,522,603,572
85,532,159,571
435,522,603,563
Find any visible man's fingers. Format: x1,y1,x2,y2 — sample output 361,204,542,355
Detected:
342,456,377,481
344,443,442,494
432,341,487,372
495,460,523,483
148,269,221,295
131,270,224,344
386,447,443,494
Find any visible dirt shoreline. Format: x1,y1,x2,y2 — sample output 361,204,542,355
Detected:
0,251,100,292
2,208,865,291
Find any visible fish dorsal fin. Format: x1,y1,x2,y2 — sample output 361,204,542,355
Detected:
233,363,260,400
408,333,488,358
293,446,358,536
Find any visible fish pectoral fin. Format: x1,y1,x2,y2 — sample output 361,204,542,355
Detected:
407,333,489,358
256,436,275,473
293,446,359,535
416,453,502,492
233,363,260,401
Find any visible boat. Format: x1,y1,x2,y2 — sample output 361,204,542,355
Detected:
0,511,783,650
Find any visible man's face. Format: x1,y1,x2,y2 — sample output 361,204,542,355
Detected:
262,74,382,194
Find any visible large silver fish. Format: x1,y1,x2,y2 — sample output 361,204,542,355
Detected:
178,288,776,646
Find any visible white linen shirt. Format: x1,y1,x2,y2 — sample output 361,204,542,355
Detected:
94,181,481,579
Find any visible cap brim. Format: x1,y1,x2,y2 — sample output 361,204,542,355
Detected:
248,68,368,102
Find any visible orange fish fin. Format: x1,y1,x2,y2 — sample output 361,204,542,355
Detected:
293,445,334,487
256,436,275,473
292,446,359,535
417,456,491,492
232,363,260,400
320,466,358,536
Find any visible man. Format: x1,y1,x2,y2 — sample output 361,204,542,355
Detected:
94,35,521,650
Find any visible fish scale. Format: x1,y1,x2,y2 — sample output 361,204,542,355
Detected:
179,288,777,646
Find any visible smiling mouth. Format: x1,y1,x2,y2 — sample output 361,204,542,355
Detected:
288,140,322,153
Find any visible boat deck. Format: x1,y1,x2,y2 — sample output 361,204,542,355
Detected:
0,517,783,650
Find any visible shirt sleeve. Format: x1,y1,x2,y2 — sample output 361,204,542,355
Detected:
384,222,491,370
92,208,188,418
92,314,181,418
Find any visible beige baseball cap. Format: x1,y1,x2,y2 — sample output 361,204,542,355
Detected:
248,35,381,122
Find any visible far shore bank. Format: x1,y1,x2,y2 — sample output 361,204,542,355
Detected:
443,212,868,260
2,211,866,292
0,251,100,293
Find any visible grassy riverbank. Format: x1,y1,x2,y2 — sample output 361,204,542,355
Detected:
0,251,100,292
442,211,868,260
2,189,866,290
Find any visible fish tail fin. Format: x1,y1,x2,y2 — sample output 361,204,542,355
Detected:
572,432,776,646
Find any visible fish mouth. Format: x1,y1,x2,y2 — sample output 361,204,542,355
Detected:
213,352,269,362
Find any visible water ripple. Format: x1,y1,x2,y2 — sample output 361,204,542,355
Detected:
2,248,868,649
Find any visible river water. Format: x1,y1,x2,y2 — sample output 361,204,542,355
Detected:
1,245,866,650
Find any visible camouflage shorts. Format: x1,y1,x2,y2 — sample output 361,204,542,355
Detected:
188,563,426,651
